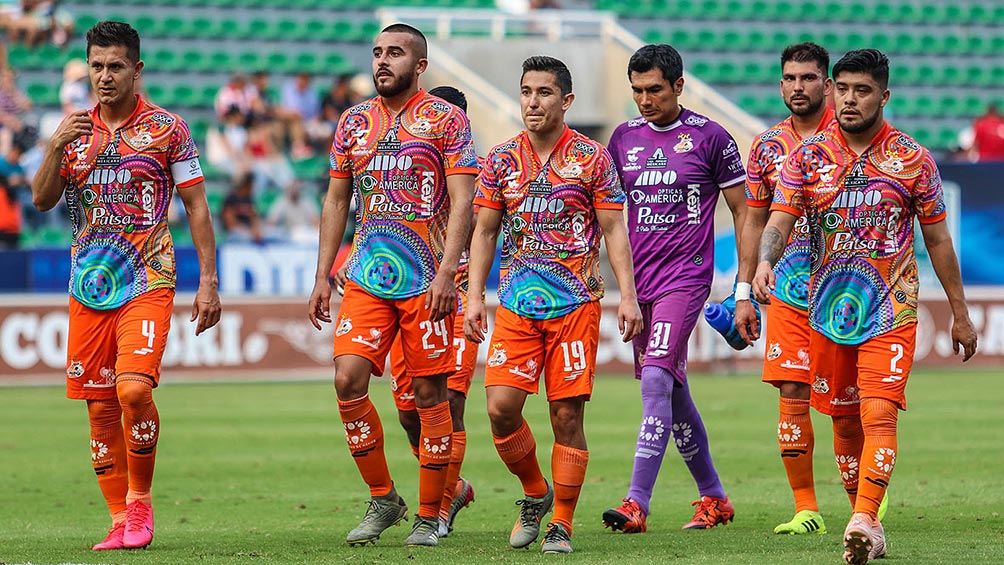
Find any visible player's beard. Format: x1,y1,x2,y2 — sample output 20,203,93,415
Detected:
785,95,824,117
374,72,414,98
838,107,881,134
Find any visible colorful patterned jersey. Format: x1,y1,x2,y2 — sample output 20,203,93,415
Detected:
475,125,624,320
61,96,204,310
608,108,745,302
746,107,835,310
774,121,946,345
331,89,478,299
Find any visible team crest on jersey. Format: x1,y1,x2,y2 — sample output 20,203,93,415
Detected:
509,358,539,381
412,119,433,134
128,130,154,148
812,375,829,394
673,134,694,154
767,342,782,361
879,150,905,174
335,315,353,337
558,160,582,178
646,147,668,167
487,343,507,367
684,115,708,127
351,328,383,350
67,360,84,379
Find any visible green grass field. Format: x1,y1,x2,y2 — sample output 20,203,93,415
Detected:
2,370,1002,564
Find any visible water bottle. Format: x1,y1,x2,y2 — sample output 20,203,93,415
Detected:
704,301,753,351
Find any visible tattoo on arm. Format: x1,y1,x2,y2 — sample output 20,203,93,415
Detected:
759,226,785,267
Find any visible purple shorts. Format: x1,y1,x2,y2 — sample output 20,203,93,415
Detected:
632,286,710,384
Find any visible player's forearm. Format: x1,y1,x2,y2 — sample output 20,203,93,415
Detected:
31,143,66,211
186,200,219,287
739,206,769,283
759,212,796,268
314,186,350,280
926,236,970,317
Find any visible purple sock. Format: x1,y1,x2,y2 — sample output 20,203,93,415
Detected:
671,380,727,500
626,365,674,514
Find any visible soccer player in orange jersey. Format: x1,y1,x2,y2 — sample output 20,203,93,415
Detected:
30,21,221,551
753,49,978,564
736,42,836,535
333,85,480,540
465,56,643,554
308,24,478,547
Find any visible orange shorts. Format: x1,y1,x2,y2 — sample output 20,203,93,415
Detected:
809,323,916,416
484,301,600,402
332,281,456,378
762,300,811,387
66,288,174,400
388,290,478,411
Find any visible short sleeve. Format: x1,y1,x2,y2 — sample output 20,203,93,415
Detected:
442,109,478,175
914,151,947,224
592,147,625,210
745,137,771,206
167,116,204,188
712,129,746,189
473,151,505,210
772,148,806,216
329,110,356,179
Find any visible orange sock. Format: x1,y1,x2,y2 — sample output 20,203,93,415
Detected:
778,397,817,512
855,398,898,518
117,377,158,506
416,401,453,518
832,414,865,508
87,399,128,522
551,444,588,534
493,420,548,498
439,430,467,520
338,395,392,497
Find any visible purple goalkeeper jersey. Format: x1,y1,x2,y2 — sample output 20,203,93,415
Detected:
608,108,746,302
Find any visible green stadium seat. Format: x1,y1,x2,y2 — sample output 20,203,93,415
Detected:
27,82,59,107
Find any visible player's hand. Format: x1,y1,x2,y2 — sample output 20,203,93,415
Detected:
191,283,222,336
50,109,92,148
618,297,644,342
464,298,488,344
332,266,348,296
951,313,978,362
734,299,760,345
308,277,333,330
425,271,457,323
752,261,775,304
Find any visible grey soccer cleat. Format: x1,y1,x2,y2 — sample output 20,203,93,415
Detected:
404,515,440,547
509,483,554,548
541,522,573,554
345,488,409,546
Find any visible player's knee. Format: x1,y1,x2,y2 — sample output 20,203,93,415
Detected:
115,378,152,409
487,400,521,435
448,391,466,429
831,414,863,440
398,409,421,436
549,402,584,440
860,398,898,435
333,361,370,400
779,381,810,400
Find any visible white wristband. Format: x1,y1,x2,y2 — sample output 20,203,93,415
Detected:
735,282,752,301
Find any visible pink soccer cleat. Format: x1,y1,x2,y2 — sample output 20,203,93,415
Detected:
91,522,125,550
122,500,155,549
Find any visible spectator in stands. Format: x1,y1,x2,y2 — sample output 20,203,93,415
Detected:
0,172,20,248
214,73,258,124
0,67,32,138
5,1,73,48
321,74,357,126
266,178,319,244
279,72,327,157
59,58,93,115
206,105,252,182
221,172,263,243
970,103,1004,162
253,70,309,158
246,112,295,193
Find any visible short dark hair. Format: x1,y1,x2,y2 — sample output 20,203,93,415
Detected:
832,49,890,90
429,85,467,112
86,21,141,64
628,44,684,84
781,42,829,77
380,23,428,59
521,55,572,96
